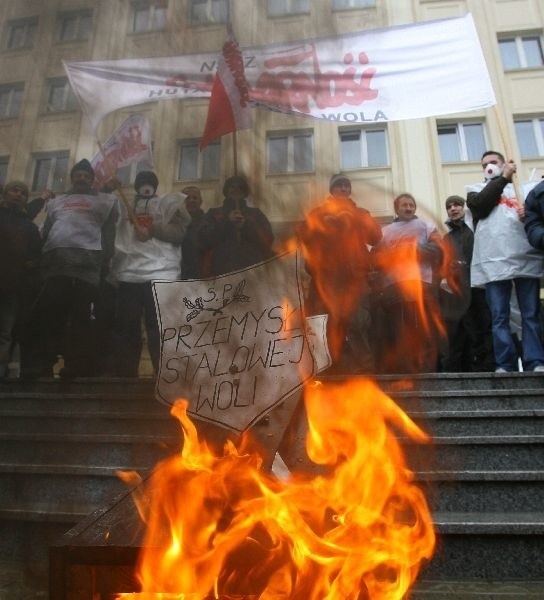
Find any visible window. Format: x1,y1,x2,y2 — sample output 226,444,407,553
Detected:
339,128,388,169
267,0,309,17
333,0,376,9
31,152,69,192
45,78,78,113
267,131,314,174
437,122,486,162
0,157,9,185
178,140,220,180
57,10,92,42
6,18,38,50
132,1,167,33
190,0,227,25
499,35,544,69
515,117,544,158
0,84,24,119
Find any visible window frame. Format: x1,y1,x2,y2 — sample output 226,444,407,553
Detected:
56,10,92,43
0,83,24,119
332,0,376,10
44,78,78,114
6,17,38,50
498,33,544,70
177,138,220,181
131,1,168,33
436,121,488,163
189,0,228,26
31,151,70,193
267,0,310,17
0,157,9,185
338,126,390,169
514,116,544,158
266,129,315,174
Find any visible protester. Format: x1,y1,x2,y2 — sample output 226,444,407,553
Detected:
440,195,494,372
372,193,443,374
109,171,190,376
199,175,274,277
524,179,544,251
467,151,544,372
298,173,382,372
0,182,42,379
22,159,117,378
180,185,205,279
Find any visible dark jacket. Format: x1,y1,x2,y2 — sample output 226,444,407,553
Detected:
524,180,544,250
199,198,274,277
181,208,205,279
0,202,41,293
298,195,382,315
444,218,473,290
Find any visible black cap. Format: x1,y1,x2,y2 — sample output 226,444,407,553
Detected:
70,159,95,180
134,171,158,192
329,173,351,192
445,195,465,209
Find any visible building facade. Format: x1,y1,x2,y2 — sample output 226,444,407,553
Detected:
0,0,543,229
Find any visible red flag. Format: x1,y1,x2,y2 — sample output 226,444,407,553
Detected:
199,35,251,151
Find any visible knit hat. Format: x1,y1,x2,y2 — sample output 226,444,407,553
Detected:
134,170,159,193
329,173,351,192
445,195,465,209
3,180,29,200
70,158,95,180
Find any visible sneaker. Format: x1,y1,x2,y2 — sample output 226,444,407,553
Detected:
495,368,508,373
533,365,544,372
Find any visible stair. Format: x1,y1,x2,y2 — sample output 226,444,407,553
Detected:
0,377,179,598
383,372,544,586
1,373,543,598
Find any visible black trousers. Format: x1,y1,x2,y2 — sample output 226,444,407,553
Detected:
24,276,97,376
112,281,160,377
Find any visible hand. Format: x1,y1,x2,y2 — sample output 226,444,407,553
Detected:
517,205,526,221
40,189,55,201
502,160,517,181
228,209,245,228
134,221,151,241
104,176,122,190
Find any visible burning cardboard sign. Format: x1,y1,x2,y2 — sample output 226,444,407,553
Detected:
153,250,322,432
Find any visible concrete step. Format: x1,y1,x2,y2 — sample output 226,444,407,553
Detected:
423,478,544,513
0,411,179,435
0,470,131,512
411,580,544,599
425,512,544,581
0,433,179,467
403,438,544,472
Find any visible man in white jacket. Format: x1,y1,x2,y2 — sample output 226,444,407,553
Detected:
110,171,190,376
467,150,544,373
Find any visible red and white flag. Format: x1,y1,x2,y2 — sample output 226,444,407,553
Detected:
199,33,251,151
90,114,153,188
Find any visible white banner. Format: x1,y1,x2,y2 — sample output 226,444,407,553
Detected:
90,114,153,187
64,14,495,130
153,251,319,433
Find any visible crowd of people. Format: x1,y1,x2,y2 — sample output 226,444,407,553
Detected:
1,149,544,380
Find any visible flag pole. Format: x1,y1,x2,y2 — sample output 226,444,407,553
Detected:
232,130,238,176
492,105,523,207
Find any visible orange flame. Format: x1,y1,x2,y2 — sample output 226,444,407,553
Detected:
118,378,435,599
297,199,379,361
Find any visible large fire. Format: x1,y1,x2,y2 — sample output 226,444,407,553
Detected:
118,378,435,599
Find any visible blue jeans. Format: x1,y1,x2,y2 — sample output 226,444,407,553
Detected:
485,278,544,371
